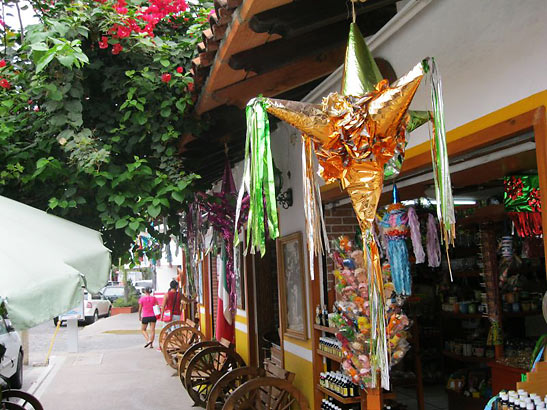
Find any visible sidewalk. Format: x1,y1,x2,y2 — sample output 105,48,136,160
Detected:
35,313,196,410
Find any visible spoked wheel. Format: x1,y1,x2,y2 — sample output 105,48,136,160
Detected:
206,366,265,410
1,390,43,410
158,320,185,351
178,340,220,389
185,345,245,407
162,326,204,369
1,403,26,410
222,377,310,410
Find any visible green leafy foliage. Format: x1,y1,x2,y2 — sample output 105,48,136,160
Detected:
0,0,212,262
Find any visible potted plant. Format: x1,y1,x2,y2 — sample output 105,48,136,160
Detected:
111,295,139,315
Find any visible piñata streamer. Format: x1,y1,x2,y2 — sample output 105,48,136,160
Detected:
302,135,329,280
234,98,279,256
423,58,456,248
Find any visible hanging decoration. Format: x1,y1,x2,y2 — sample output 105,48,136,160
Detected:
237,20,454,388
234,99,279,256
379,204,412,295
302,136,330,280
407,206,426,264
504,175,542,237
426,213,441,268
195,158,249,316
330,236,410,388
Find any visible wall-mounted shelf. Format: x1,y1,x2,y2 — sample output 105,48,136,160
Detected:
313,324,337,334
442,350,491,363
317,385,360,404
317,349,343,363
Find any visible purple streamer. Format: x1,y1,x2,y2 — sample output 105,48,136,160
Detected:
426,213,441,268
408,207,425,264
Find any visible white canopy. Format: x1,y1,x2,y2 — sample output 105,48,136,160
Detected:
0,195,111,329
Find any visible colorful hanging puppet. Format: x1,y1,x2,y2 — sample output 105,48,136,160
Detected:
236,20,455,389
504,175,542,237
380,203,412,295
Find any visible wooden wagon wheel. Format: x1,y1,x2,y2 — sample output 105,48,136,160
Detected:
162,326,204,369
185,345,245,407
158,320,185,351
222,377,310,410
178,340,220,389
206,366,265,410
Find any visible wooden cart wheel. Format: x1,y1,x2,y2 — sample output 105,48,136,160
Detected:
222,377,310,410
185,345,245,407
158,320,185,351
162,326,204,369
206,366,265,410
178,340,220,389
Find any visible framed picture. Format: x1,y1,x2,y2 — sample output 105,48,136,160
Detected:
277,232,307,340
234,243,245,310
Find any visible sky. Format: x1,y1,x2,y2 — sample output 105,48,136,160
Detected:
3,1,40,29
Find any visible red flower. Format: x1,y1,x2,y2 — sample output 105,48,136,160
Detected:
529,188,541,212
176,66,183,74
0,59,6,68
112,43,123,55
0,78,11,89
161,73,171,83
117,25,131,38
99,36,109,49
187,82,194,92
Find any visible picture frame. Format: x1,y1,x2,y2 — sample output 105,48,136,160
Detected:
234,242,245,310
277,232,307,340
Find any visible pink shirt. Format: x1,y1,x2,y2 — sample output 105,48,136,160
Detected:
139,295,157,318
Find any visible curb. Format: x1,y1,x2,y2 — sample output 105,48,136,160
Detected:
27,355,66,400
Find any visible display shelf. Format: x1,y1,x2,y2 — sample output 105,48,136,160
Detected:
502,311,542,318
313,324,337,333
452,271,482,278
442,350,491,363
441,311,484,319
317,385,360,404
317,349,344,363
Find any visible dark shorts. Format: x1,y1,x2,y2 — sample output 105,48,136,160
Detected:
142,316,157,324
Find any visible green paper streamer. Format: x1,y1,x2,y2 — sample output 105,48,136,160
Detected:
234,98,279,256
423,57,455,246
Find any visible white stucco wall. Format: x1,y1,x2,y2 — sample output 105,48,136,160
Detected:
308,0,547,149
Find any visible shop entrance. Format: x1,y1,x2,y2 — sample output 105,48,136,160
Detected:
248,239,281,367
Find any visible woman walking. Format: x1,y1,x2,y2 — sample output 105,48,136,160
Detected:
161,280,182,322
138,287,158,348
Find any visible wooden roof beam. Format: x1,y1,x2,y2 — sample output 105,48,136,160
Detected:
208,46,346,111
249,0,398,39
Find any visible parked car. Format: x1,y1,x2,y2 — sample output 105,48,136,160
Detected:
133,280,153,294
101,285,126,303
53,290,112,326
0,315,23,389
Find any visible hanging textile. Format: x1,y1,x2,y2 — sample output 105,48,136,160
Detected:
504,175,542,237
426,214,441,268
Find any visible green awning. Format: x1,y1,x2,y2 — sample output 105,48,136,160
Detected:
0,195,111,329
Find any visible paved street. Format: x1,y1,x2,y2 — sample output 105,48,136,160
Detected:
25,314,196,410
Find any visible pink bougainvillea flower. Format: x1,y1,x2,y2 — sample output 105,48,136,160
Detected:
0,59,6,68
112,43,123,55
0,78,11,89
117,25,131,38
208,9,215,17
33,105,40,112
99,36,109,49
176,66,183,74
0,18,5,27
161,73,172,83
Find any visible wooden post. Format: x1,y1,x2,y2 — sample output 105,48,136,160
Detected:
366,387,382,410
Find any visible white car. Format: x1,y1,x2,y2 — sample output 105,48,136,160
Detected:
134,280,153,294
54,290,112,326
0,316,23,389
